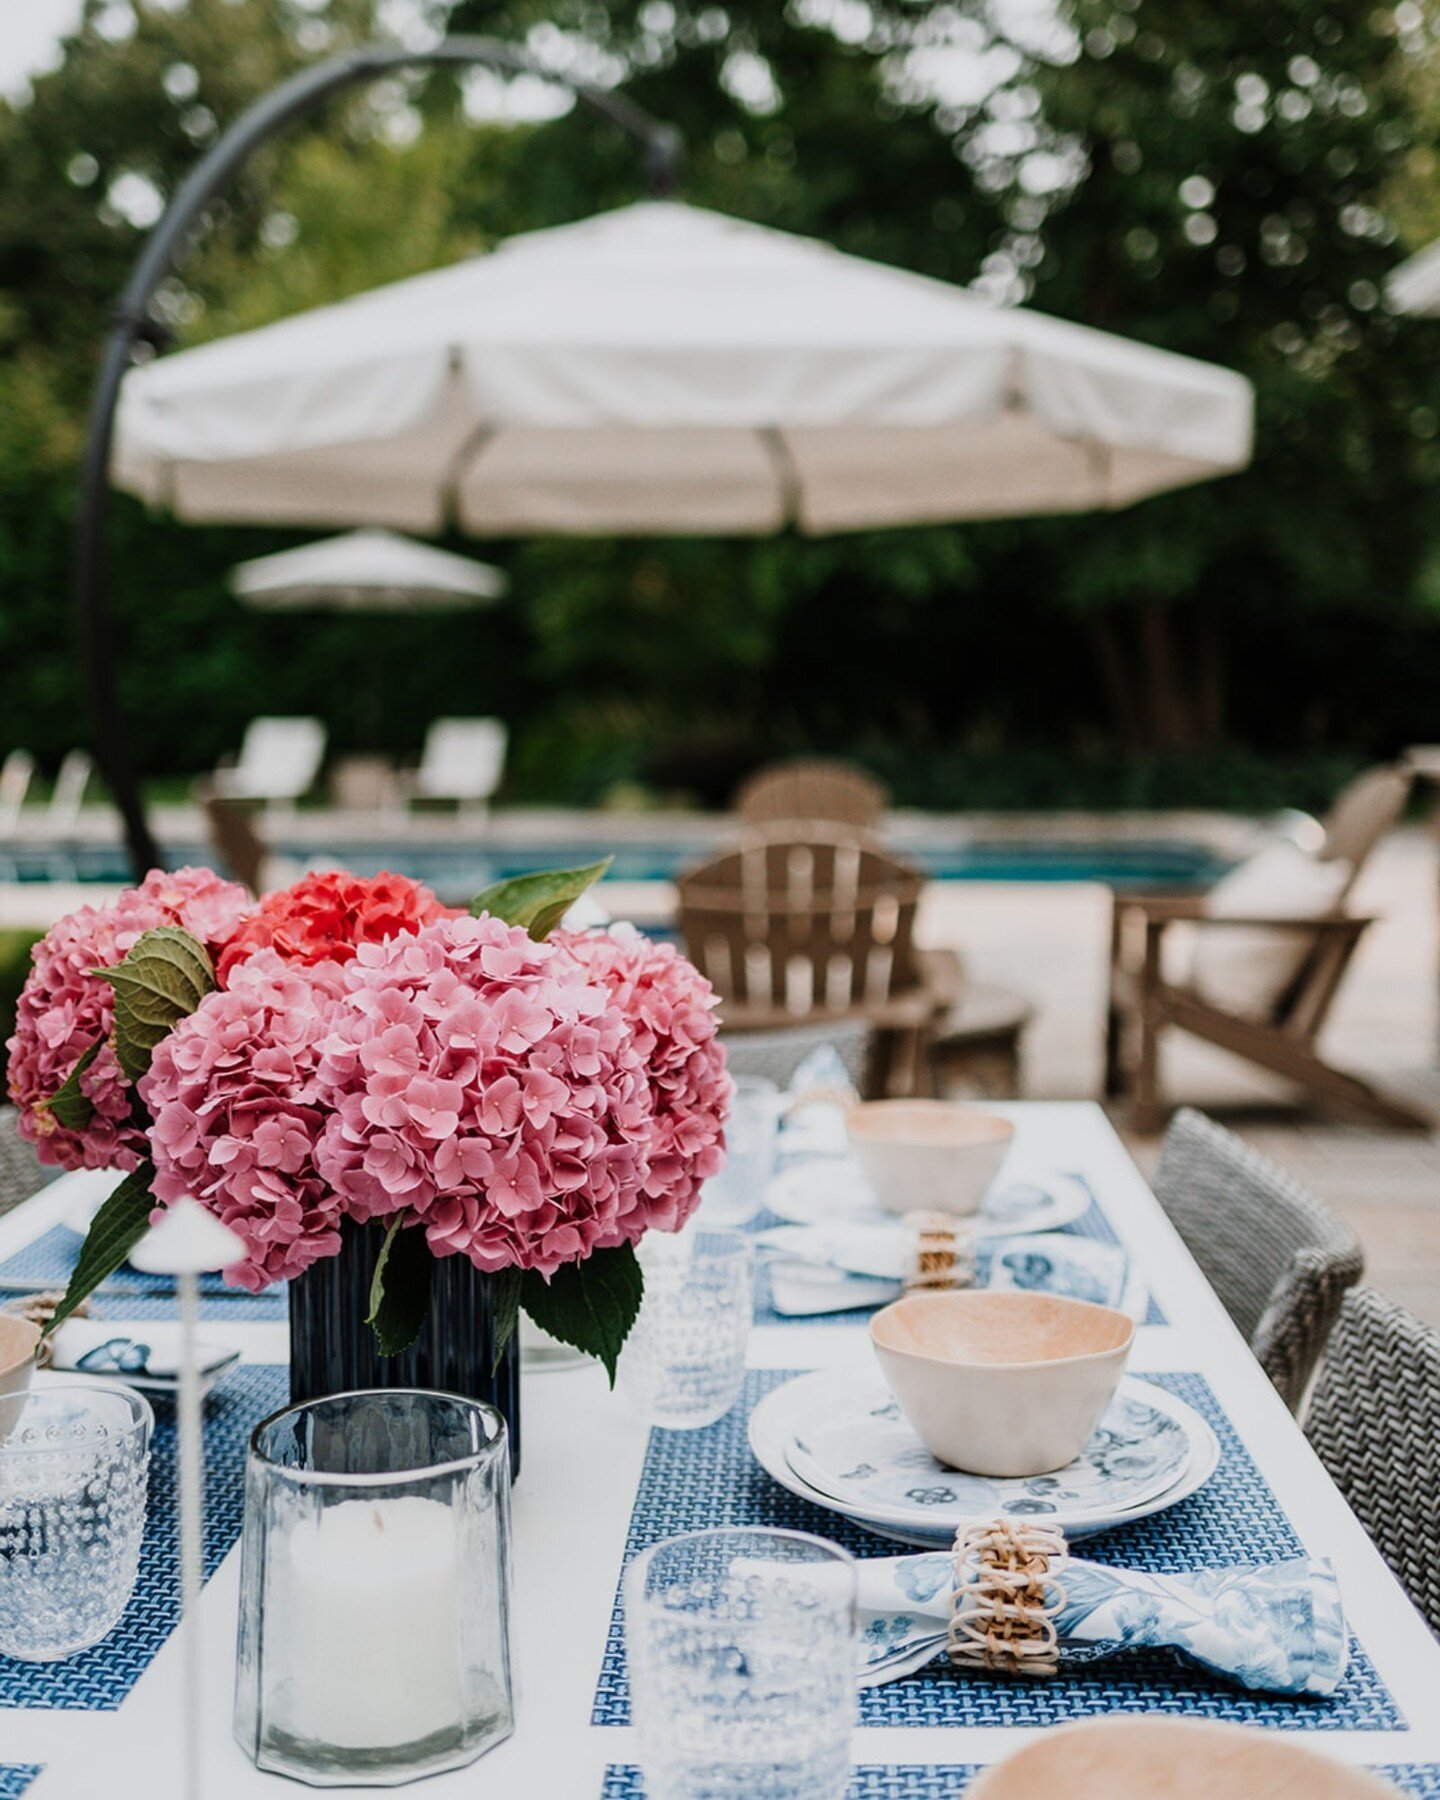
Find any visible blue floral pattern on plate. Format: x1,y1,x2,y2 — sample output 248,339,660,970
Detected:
786,1377,1193,1531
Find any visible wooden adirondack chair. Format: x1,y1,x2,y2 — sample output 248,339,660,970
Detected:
677,827,958,1096
734,759,889,833
1105,764,1428,1132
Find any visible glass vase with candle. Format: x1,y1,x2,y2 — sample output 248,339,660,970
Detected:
234,1389,514,1787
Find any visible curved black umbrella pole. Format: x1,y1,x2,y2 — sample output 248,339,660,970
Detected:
76,37,683,877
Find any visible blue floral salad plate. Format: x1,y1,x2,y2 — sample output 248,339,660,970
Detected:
750,1369,1217,1545
765,1161,1091,1237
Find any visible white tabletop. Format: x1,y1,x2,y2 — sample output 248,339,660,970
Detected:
4,1102,1439,1797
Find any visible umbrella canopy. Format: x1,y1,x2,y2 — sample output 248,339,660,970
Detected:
115,201,1253,537
230,528,507,610
1389,239,1440,315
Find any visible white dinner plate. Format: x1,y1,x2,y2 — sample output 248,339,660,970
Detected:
785,1375,1193,1532
749,1368,1219,1546
765,1161,1092,1236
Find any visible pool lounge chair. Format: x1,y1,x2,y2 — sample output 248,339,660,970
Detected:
407,718,507,817
212,717,326,813
0,750,35,837
677,826,960,1097
735,758,889,833
1105,763,1427,1131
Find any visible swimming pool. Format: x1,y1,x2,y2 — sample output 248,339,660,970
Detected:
0,837,1231,896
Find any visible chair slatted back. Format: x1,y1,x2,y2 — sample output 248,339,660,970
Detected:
0,750,35,835
677,829,923,1023
735,760,888,833
1318,764,1411,890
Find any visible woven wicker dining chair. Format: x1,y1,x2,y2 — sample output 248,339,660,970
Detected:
0,1105,52,1219
1152,1108,1363,1411
1305,1287,1440,1635
734,759,889,833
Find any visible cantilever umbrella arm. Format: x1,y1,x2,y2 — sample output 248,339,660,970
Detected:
75,37,683,877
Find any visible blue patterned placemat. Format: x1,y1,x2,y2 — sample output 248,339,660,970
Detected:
603,1767,1440,1799
0,1225,286,1320
592,1367,1399,1732
753,1175,1166,1330
0,1362,288,1711
0,1770,39,1798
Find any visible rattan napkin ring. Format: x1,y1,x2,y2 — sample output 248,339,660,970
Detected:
903,1211,975,1293
947,1519,1069,1677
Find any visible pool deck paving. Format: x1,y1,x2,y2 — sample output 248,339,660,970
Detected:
4,808,1439,1326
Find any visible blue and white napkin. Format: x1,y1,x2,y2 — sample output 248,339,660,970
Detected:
856,1549,1347,1695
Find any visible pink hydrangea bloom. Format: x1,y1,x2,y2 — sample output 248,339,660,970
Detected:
6,867,251,1172
140,951,347,1290
557,925,732,1231
314,915,661,1277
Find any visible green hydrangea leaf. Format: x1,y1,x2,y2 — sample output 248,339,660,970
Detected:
35,1037,103,1132
520,1242,643,1385
367,1215,434,1358
489,1267,523,1371
96,926,215,1081
43,1165,156,1336
470,859,613,941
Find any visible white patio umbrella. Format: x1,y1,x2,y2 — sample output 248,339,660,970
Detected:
230,528,507,611
1389,239,1440,316
114,201,1253,537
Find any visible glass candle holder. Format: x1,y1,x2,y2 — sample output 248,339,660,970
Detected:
625,1527,858,1800
234,1388,514,1787
0,1380,152,1661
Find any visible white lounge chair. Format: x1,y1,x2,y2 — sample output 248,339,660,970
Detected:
409,718,507,817
0,750,35,837
47,749,93,833
212,717,326,813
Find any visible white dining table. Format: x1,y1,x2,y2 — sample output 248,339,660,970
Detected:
2,1101,1439,1799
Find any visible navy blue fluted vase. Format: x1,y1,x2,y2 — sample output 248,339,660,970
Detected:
288,1219,521,1476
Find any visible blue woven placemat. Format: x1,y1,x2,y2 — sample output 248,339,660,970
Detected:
0,1362,288,1710
0,1225,286,1320
0,1769,39,1798
592,1367,1399,1732
602,1767,1440,1799
752,1175,1166,1329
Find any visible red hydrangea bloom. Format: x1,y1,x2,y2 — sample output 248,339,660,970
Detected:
6,867,251,1172
216,870,458,984
313,915,662,1276
557,925,732,1231
141,952,347,1290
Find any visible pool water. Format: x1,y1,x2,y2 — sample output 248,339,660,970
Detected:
0,838,1230,897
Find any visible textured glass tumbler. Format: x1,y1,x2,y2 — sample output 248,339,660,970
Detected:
235,1389,514,1787
625,1528,858,1800
0,1380,152,1661
618,1232,755,1429
700,1077,779,1225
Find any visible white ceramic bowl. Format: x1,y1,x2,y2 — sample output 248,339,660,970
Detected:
0,1314,42,1439
870,1289,1135,1478
845,1101,1014,1217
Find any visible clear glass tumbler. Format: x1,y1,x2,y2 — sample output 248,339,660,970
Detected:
234,1388,514,1787
618,1231,755,1429
700,1076,779,1226
625,1527,858,1800
0,1380,153,1661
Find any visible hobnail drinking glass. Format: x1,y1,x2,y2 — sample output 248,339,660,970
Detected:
700,1076,779,1225
625,1527,858,1800
618,1231,755,1429
0,1380,153,1661
234,1388,514,1787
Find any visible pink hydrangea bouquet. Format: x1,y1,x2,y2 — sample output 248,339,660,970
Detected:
6,859,731,1374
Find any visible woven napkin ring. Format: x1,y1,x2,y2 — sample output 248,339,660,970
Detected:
903,1211,975,1293
947,1519,1069,1677
1,1291,93,1365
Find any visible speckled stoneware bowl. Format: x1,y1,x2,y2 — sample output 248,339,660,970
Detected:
0,1314,42,1439
845,1101,1014,1217
870,1289,1134,1477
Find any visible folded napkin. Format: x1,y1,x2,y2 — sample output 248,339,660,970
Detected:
761,1224,1146,1320
855,1527,1346,1696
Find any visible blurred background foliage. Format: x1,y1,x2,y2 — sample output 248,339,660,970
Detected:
3,0,1440,809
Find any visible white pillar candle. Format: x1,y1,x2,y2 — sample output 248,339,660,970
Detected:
275,1495,465,1751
